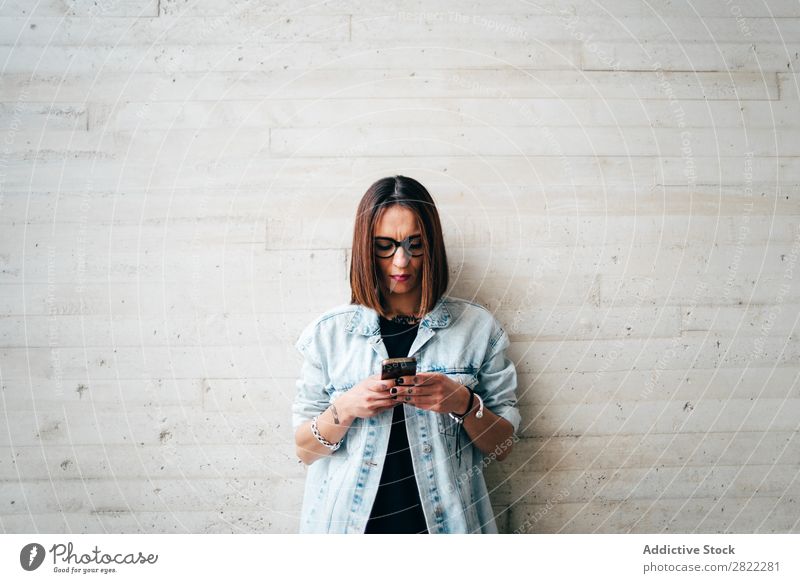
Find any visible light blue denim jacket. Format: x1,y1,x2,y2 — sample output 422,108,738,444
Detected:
291,294,521,533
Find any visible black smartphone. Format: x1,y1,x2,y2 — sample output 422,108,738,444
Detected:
381,357,417,380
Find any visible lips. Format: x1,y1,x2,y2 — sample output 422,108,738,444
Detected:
391,274,411,281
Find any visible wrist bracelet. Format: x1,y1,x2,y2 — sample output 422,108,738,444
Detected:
311,415,342,451
449,385,475,423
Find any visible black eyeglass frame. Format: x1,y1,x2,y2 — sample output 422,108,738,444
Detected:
373,235,425,258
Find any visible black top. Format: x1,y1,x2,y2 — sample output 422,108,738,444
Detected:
364,316,429,534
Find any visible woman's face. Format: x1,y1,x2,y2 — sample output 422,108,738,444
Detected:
373,205,424,299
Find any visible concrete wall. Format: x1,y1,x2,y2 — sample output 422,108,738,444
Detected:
1,0,799,533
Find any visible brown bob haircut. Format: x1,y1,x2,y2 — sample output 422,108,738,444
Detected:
350,175,449,319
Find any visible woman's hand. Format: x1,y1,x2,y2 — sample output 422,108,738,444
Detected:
390,373,471,415
334,373,400,421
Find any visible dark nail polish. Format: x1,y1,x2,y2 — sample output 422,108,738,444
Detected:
397,378,404,385
390,387,397,395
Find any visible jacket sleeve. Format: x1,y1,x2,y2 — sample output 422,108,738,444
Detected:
291,322,331,432
475,321,522,434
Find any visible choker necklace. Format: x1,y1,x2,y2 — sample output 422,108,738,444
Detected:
389,314,421,325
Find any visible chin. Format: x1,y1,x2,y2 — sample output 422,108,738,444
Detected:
386,278,416,293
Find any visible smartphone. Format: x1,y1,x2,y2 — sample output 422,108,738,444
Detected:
381,357,417,380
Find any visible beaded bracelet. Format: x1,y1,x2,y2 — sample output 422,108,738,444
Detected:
311,415,342,451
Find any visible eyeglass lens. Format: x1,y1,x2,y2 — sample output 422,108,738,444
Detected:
374,236,424,257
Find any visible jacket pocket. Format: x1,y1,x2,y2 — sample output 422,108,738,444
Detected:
449,371,479,392
423,365,479,390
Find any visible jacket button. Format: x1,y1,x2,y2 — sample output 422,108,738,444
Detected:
422,442,432,453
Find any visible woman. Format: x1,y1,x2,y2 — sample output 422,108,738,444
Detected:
292,175,522,534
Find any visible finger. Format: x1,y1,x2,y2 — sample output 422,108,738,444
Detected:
372,390,398,401
400,393,442,407
368,381,393,393
401,395,436,409
405,395,436,404
382,385,431,399
396,374,424,386
401,385,432,397
399,373,436,386
378,399,402,411
395,375,419,386
400,393,428,404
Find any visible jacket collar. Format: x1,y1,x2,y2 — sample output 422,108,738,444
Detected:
346,295,451,336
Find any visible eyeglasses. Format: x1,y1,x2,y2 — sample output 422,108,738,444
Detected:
373,235,424,258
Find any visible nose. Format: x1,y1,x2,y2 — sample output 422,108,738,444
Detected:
393,247,411,268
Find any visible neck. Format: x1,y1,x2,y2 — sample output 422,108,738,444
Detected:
383,290,422,319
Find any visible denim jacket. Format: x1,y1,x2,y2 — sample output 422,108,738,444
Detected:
291,294,522,533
